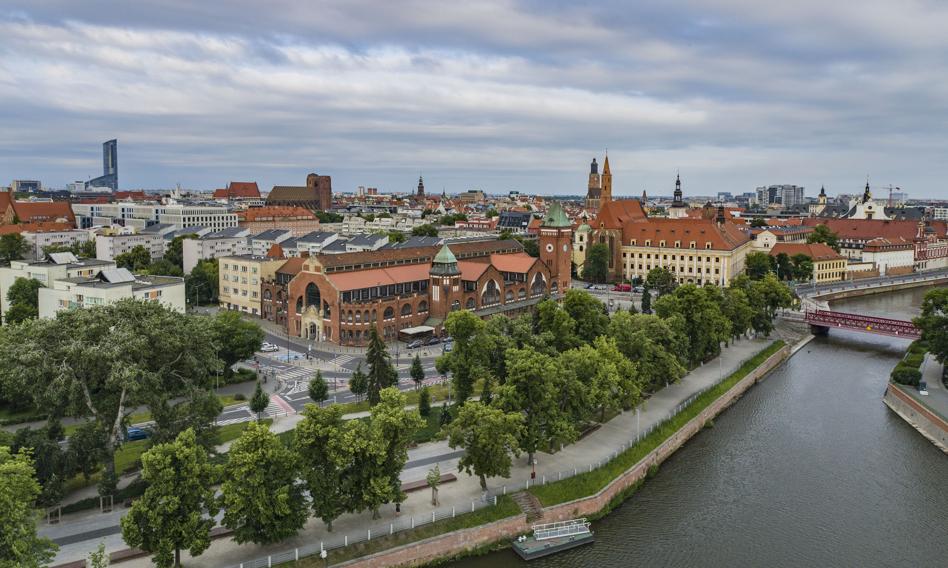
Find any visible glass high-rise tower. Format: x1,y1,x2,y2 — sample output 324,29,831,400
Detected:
86,139,118,190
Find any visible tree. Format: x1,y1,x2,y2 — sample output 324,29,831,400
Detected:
69,421,107,483
774,252,793,281
0,447,57,567
790,253,814,282
121,429,219,568
4,276,43,324
411,224,439,237
654,284,731,365
0,299,220,496
495,348,575,465
220,421,308,544
42,239,95,259
915,288,948,364
295,404,348,531
308,370,329,404
11,425,71,506
249,382,269,420
88,542,109,568
410,354,425,390
645,267,677,297
498,228,514,241
485,208,499,218
387,230,406,244
516,235,539,257
731,273,793,336
0,233,29,263
641,287,652,313
720,287,755,341
562,289,609,343
608,311,686,393
583,243,610,283
186,259,219,304
418,386,431,417
211,310,264,377
114,245,151,271
164,234,197,270
447,401,521,490
142,258,184,277
337,419,390,519
749,218,767,228
427,464,441,506
535,299,578,352
744,251,775,280
349,363,368,401
439,310,491,403
370,388,424,515
807,224,840,251
560,337,639,422
365,328,397,405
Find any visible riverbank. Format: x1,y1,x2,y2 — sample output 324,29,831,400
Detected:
883,356,948,453
327,340,791,568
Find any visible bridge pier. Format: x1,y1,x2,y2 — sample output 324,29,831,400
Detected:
810,324,829,336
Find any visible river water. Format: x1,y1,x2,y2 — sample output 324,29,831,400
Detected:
453,287,948,567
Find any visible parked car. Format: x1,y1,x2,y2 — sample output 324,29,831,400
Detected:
595,284,608,290
407,339,424,349
919,381,929,396
260,343,279,353
442,336,453,343
585,283,595,289
426,336,441,346
443,343,453,353
633,286,645,293
613,283,632,292
126,427,150,442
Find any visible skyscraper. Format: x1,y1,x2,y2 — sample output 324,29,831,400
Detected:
86,139,118,191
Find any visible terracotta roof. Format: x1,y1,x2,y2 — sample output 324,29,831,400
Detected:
267,186,318,202
11,201,75,224
228,182,260,197
769,243,844,261
593,199,647,229
314,239,523,271
265,243,285,258
458,261,489,281
238,206,317,222
0,190,11,215
622,218,749,251
863,237,914,251
326,263,430,291
489,253,538,273
803,218,942,241
276,256,306,276
0,222,75,235
114,191,151,201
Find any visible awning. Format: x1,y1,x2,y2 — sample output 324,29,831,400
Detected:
399,325,436,336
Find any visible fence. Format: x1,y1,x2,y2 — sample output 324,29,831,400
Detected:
226,347,776,568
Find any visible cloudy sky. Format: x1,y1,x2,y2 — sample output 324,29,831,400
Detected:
1,1,946,198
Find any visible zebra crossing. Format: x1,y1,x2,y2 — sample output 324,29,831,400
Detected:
214,395,295,426
326,354,357,370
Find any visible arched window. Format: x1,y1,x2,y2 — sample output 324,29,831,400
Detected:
384,306,395,320
372,309,378,321
417,301,428,313
518,288,526,299
263,289,272,301
482,280,500,306
551,281,559,292
505,290,514,302
355,311,361,323
347,310,354,323
531,273,546,296
401,303,412,316
363,310,370,323
305,283,320,307
466,297,475,309
323,300,331,318
451,300,461,311
295,297,303,314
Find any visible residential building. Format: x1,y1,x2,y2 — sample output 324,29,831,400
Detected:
20,228,92,260
0,189,75,226
95,232,166,261
249,229,293,256
40,268,184,318
769,243,846,283
71,202,236,230
11,180,42,193
756,184,805,208
181,228,251,274
861,238,915,276
0,253,113,322
218,251,287,316
157,204,238,230
261,256,306,328
237,206,320,236
290,231,342,256
266,172,333,212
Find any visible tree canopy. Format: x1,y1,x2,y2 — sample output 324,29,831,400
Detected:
0,447,58,567
0,233,29,264
583,243,610,283
447,401,521,490
4,277,43,324
915,288,948,364
807,224,840,251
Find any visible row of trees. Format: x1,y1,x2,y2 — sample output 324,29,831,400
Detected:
120,387,422,567
745,251,813,282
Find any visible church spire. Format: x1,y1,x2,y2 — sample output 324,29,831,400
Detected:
417,175,425,198
602,154,611,175
673,171,683,205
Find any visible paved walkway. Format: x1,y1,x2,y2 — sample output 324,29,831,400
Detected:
911,355,948,420
43,335,780,567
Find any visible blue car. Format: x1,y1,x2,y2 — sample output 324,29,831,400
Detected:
126,427,150,441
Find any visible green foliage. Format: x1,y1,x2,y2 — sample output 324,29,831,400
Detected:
308,370,329,403
807,224,840,251
211,310,264,376
562,289,609,343
88,542,109,568
744,251,775,280
914,288,948,364
365,328,397,405
749,218,766,228
654,284,731,365
418,386,431,417
371,388,425,507
141,258,183,277
790,253,814,281
498,228,514,241
315,211,344,223
485,208,499,218
447,401,522,490
583,243,610,284
774,252,793,280
42,239,96,259
607,311,686,392
220,421,308,544
349,363,368,401
516,235,539,257
120,429,219,568
387,230,406,244
114,245,151,271
249,382,269,420
186,259,219,304
640,287,652,313
0,447,57,567
164,234,197,270
890,364,922,387
0,233,30,263
438,213,467,226
439,310,491,403
4,277,42,324
645,267,677,297
410,354,425,388
535,298,578,351
411,224,439,237
294,404,348,531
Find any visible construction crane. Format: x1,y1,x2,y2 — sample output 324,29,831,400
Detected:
880,184,901,207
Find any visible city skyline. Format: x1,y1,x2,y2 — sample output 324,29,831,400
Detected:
2,1,948,198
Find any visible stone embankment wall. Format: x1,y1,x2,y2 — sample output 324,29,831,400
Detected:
813,276,948,301
883,383,948,453
341,344,791,568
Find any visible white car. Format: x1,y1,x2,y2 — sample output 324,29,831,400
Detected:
260,343,279,353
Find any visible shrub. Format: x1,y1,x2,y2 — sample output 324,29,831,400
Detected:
891,365,922,387
233,393,247,401
903,353,925,368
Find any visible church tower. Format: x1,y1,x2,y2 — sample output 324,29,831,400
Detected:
600,155,613,205
429,245,461,322
417,176,425,198
668,173,688,218
585,158,602,212
818,185,827,206
539,202,573,295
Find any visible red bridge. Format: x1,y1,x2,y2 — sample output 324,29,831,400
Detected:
805,309,920,340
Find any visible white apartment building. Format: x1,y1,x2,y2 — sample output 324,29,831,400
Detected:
96,233,167,261
182,228,251,274
21,229,92,260
0,253,114,321
39,268,185,318
248,229,293,257
933,208,948,221
72,202,238,231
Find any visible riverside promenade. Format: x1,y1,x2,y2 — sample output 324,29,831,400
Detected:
49,336,776,567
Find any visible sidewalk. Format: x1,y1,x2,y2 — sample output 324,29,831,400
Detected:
72,336,772,568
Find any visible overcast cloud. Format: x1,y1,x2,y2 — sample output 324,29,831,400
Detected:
1,1,946,198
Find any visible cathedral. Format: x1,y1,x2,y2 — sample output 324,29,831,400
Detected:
584,155,612,212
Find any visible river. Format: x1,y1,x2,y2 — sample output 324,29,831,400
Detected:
453,287,948,567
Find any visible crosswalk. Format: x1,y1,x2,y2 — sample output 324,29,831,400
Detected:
327,354,356,370
214,395,295,427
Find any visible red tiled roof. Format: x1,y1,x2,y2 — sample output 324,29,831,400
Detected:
769,243,844,261
238,206,317,222
265,243,285,259
863,237,914,251
802,218,940,241
12,201,75,225
0,222,75,235
593,199,647,229
215,182,261,200
0,190,11,215
621,218,749,251
489,253,538,273
277,256,306,276
326,263,430,291
458,261,489,281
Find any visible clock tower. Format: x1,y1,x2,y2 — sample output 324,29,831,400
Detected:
539,202,573,295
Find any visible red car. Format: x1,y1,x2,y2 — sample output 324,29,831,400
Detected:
612,283,632,292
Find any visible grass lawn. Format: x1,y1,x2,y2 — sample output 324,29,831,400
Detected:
293,495,521,567
335,381,478,416
528,341,785,508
